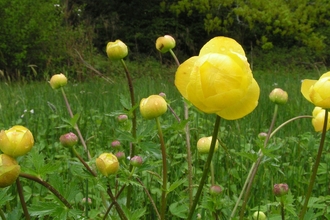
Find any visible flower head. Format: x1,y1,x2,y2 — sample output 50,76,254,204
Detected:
0,125,34,157
197,136,219,154
96,153,119,176
106,40,128,60
209,185,222,195
312,107,330,132
273,183,289,197
49,73,67,89
156,35,176,53
175,36,260,120
60,132,78,148
0,154,20,188
140,95,167,120
269,88,288,105
130,155,143,167
301,72,330,108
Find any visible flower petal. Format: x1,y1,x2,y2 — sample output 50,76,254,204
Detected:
175,56,198,99
216,78,260,120
301,79,316,103
199,36,246,57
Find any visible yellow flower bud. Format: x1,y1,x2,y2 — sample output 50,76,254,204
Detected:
197,136,219,154
312,107,330,132
269,88,288,104
0,125,34,157
301,71,330,108
252,211,267,220
140,95,167,120
49,73,67,89
175,36,260,120
0,154,20,188
155,35,176,53
96,153,119,176
106,40,128,60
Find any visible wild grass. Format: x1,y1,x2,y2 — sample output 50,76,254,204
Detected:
0,62,329,219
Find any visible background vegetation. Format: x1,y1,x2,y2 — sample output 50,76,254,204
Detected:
1,0,330,80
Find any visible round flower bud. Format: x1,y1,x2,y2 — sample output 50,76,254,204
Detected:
312,107,330,132
49,73,67,89
130,155,143,167
273,183,289,197
111,140,121,149
0,154,20,188
0,125,34,157
155,35,176,53
140,95,167,120
252,211,267,220
197,136,219,154
60,132,78,148
96,153,119,176
158,92,166,99
258,132,268,140
115,152,125,160
209,185,222,195
117,114,128,123
81,197,92,205
269,88,288,105
106,40,128,60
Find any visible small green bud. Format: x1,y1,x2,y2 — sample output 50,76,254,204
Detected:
115,152,125,160
0,154,20,188
117,114,128,122
60,132,78,148
111,140,121,149
258,132,268,140
197,136,219,154
130,155,143,167
273,183,289,197
106,40,128,60
252,211,267,220
96,153,119,176
49,73,67,89
140,95,167,119
209,185,222,195
269,88,288,104
155,35,176,53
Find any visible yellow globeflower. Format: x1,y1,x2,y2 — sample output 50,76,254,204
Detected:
106,40,128,60
49,73,67,89
197,136,219,154
301,71,330,108
0,125,34,157
155,35,176,53
312,107,330,132
140,95,167,120
175,37,260,120
0,154,20,188
96,153,119,176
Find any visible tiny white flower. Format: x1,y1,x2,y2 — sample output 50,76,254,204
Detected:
30,109,34,114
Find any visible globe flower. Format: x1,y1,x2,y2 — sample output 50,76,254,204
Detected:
156,35,176,53
252,211,267,220
312,107,330,132
106,40,128,60
49,73,67,89
140,95,167,119
0,154,20,188
96,153,119,176
0,125,34,157
60,132,78,148
175,36,260,120
197,136,219,154
130,155,143,167
273,183,289,197
301,71,330,108
269,88,288,105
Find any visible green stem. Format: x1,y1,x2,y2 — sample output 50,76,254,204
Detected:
19,173,72,209
61,87,91,160
299,109,328,219
16,178,30,220
103,185,126,220
72,147,97,177
210,161,215,185
230,114,312,219
120,59,137,209
187,115,221,220
155,117,168,220
281,197,285,220
107,186,128,220
169,48,193,208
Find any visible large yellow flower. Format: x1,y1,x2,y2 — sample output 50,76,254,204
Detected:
301,72,330,108
175,37,260,120
311,107,330,132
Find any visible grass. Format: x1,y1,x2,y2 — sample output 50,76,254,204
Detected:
0,61,329,219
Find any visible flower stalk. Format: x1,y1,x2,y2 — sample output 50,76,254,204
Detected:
16,178,30,220
299,109,328,219
187,115,221,220
155,117,167,220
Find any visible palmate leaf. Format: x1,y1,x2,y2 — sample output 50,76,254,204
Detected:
167,178,186,195
169,201,188,219
0,187,14,206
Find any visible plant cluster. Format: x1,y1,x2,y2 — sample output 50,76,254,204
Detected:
1,35,330,220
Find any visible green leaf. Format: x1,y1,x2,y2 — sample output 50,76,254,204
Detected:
167,178,186,195
169,202,188,219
